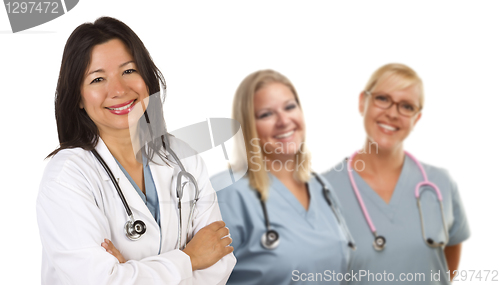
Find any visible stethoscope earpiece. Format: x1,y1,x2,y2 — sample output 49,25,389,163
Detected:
373,235,386,251
261,230,280,250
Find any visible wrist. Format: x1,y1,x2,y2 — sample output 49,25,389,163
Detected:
182,248,198,271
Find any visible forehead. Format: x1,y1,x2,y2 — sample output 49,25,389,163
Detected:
254,82,295,108
87,39,133,69
372,75,422,103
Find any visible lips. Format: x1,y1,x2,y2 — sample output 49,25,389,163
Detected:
105,99,137,115
377,122,399,133
274,130,295,139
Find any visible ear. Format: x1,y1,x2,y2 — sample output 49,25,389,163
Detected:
79,100,84,109
358,91,366,115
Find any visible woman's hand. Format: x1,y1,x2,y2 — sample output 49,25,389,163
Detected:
182,220,234,271
101,239,127,263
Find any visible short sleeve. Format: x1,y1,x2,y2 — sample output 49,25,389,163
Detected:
215,182,251,252
446,173,471,246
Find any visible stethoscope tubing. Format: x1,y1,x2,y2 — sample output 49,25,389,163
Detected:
260,172,356,250
91,149,133,218
346,152,377,233
314,172,357,250
91,135,201,246
347,150,448,249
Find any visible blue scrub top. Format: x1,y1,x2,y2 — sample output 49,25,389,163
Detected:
212,172,350,285
322,155,470,285
115,157,161,227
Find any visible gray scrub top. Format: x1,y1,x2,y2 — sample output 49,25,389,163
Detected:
322,154,470,285
212,172,350,285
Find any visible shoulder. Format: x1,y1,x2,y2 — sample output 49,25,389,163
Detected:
212,171,252,196
413,159,456,188
211,171,256,204
42,148,96,183
167,135,206,176
167,135,199,162
39,147,101,198
321,158,349,181
310,172,333,189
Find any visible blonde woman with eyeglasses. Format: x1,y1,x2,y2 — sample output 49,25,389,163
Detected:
322,63,470,284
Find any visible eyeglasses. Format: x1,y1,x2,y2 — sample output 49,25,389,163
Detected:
364,91,422,117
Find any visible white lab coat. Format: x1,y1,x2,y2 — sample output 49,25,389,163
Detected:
37,137,236,285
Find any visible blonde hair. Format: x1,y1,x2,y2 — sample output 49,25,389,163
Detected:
232,69,311,200
365,63,424,108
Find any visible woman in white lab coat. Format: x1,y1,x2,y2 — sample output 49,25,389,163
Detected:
37,17,235,285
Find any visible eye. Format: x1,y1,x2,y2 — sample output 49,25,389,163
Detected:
401,103,415,112
285,103,297,111
374,95,390,102
257,111,272,119
90,77,104,84
123,69,137,75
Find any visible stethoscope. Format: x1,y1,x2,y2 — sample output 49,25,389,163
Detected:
347,151,449,251
91,134,201,249
259,172,356,250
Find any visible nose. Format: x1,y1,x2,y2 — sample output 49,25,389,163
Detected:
276,110,291,127
386,102,399,118
108,75,128,98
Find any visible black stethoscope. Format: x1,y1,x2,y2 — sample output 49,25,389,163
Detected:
91,134,201,248
259,172,356,250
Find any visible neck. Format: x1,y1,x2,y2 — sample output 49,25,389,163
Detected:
355,139,405,175
100,130,141,167
265,154,297,183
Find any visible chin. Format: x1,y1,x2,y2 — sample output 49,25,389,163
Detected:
365,136,401,154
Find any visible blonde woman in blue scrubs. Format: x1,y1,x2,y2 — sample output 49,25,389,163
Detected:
323,63,470,284
211,69,353,284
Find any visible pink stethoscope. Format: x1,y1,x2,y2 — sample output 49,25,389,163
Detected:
347,151,449,251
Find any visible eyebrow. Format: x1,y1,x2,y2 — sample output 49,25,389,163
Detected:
86,60,135,77
373,93,418,104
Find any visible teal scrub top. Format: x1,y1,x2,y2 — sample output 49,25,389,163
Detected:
322,154,470,284
212,172,350,285
115,157,161,227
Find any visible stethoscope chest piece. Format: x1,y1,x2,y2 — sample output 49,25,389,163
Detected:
124,219,147,241
261,229,280,250
373,235,386,251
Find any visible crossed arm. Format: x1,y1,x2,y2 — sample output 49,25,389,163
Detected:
101,221,233,271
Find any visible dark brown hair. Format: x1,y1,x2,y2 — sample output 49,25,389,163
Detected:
48,17,166,158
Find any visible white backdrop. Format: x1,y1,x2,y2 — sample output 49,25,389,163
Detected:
1,1,499,283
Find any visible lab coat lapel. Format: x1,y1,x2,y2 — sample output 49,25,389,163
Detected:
94,139,158,228
149,158,177,251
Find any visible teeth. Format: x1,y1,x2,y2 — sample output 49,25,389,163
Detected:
378,123,397,131
275,130,294,139
108,100,134,111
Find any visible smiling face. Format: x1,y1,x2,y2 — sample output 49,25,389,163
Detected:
359,77,422,153
254,82,305,161
80,38,149,138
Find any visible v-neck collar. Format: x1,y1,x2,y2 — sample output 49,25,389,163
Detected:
350,154,410,221
270,174,318,225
